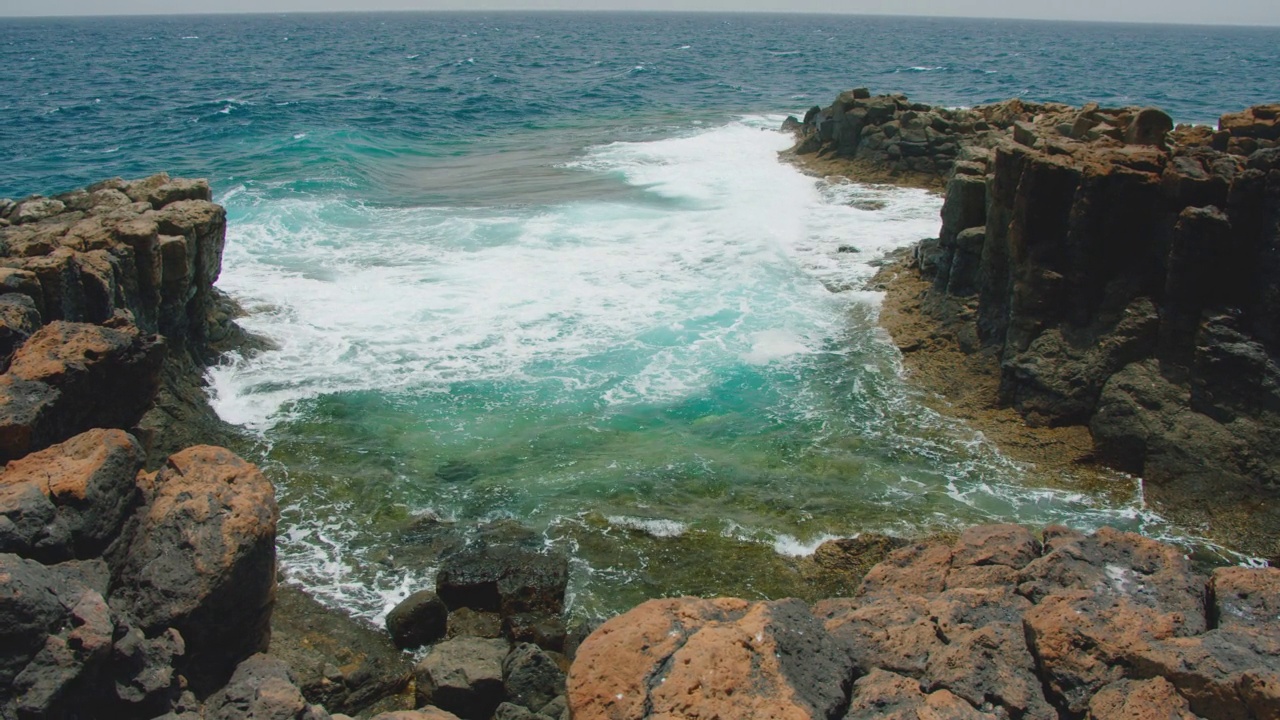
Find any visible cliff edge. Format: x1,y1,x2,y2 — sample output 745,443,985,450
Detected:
786,92,1280,561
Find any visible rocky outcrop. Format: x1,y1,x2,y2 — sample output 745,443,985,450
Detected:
112,445,279,696
568,524,1280,720
808,91,1280,557
0,433,280,719
0,174,260,468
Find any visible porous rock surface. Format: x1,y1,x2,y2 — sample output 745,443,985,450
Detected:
568,524,1280,720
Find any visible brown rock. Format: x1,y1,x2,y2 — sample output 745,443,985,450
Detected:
569,597,852,720
1210,566,1280,634
414,636,509,720
0,428,144,562
0,321,164,462
1088,677,1196,720
202,653,331,720
112,445,279,696
845,669,996,720
370,710,463,720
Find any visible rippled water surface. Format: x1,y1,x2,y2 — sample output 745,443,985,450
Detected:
4,13,1277,621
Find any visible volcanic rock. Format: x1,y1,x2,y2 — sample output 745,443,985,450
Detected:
111,445,279,696
414,636,510,719
386,590,449,650
0,428,144,563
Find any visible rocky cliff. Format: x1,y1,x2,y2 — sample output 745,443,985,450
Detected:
788,93,1280,560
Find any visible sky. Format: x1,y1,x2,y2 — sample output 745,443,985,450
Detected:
0,0,1277,26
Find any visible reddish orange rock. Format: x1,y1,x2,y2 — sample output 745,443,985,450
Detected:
0,428,143,562
113,445,279,696
569,597,851,720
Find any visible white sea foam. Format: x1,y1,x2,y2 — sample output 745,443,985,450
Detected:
606,515,689,538
210,117,942,430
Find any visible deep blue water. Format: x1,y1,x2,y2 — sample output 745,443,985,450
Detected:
3,13,1279,199
3,13,1277,621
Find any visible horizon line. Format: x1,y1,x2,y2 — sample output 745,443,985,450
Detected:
1,8,1278,29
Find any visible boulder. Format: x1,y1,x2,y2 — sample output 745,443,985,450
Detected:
10,198,66,225
0,555,113,719
1125,107,1174,147
0,293,41,369
414,636,509,720
386,590,449,650
0,428,144,563
112,445,278,696
569,597,852,720
0,321,165,462
435,543,568,618
502,643,565,713
202,653,331,720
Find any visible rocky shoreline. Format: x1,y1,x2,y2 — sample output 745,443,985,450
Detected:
2,88,1278,720
784,89,1280,564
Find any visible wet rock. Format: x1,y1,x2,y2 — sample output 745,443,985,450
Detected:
386,590,449,650
503,643,565,713
447,607,504,639
414,636,509,720
502,612,567,653
270,585,413,717
112,445,278,696
0,321,164,462
0,428,144,563
569,597,852,720
202,653,331,720
435,543,569,618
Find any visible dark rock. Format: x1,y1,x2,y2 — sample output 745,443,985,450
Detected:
503,643,565,713
447,607,504,639
0,293,41,370
502,612,567,653
0,554,112,718
414,636,509,720
435,543,569,618
0,428,144,563
1125,107,1174,147
202,653,331,720
270,585,413,717
112,445,278,696
0,321,165,462
386,590,449,650
111,625,185,713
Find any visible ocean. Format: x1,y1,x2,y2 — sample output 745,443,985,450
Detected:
3,12,1278,622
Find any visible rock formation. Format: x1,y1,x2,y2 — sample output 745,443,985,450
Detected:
789,92,1280,559
569,524,1280,720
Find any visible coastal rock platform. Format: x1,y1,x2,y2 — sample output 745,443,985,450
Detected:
569,524,1280,720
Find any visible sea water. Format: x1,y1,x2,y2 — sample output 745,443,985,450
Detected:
3,12,1278,622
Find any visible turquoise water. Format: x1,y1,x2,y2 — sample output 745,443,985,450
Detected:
4,13,1277,621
